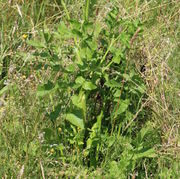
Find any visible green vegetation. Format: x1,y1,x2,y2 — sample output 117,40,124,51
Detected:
0,0,179,178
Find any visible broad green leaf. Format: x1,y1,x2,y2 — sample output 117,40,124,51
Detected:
80,92,87,118
85,47,93,59
27,40,46,48
136,122,153,143
47,104,61,121
86,40,97,51
97,111,103,125
42,128,54,141
75,76,85,84
72,95,80,107
66,113,84,129
105,79,122,88
72,91,86,110
37,81,55,97
66,64,76,72
33,51,49,58
74,48,83,65
83,81,97,90
72,83,82,89
72,91,86,120
71,29,83,38
112,55,120,64
69,19,81,30
93,22,102,38
79,48,86,59
58,22,68,34
116,99,129,115
23,141,38,156
57,22,72,39
82,21,93,34
113,89,121,97
86,111,103,151
120,32,130,47
133,148,157,160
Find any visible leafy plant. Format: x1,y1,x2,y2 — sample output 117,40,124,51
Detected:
26,0,156,173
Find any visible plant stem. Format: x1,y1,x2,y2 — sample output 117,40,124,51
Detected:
100,37,115,64
61,0,70,20
84,0,90,21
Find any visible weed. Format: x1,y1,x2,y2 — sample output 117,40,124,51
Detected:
0,0,179,178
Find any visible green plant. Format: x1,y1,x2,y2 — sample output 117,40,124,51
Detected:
25,1,157,172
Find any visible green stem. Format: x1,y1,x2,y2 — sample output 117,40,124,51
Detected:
100,37,115,64
61,0,70,20
84,0,90,21
36,1,44,25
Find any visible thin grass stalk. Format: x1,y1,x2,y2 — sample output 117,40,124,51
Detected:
84,0,90,21
61,0,82,64
61,0,70,20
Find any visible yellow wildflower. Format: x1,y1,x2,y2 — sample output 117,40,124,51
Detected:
58,127,62,133
22,34,28,39
22,75,26,79
50,148,55,154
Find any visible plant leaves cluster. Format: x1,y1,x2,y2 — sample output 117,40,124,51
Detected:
27,4,158,176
